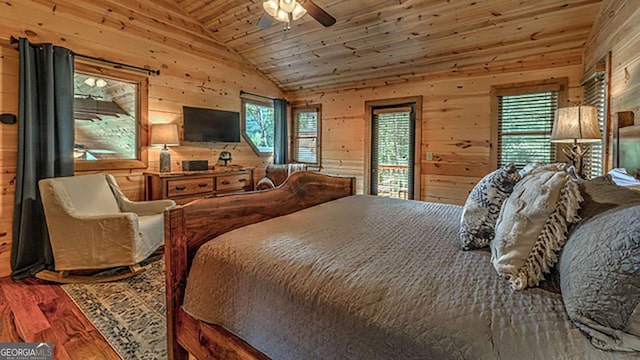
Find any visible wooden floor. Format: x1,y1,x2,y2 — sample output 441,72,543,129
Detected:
0,276,120,359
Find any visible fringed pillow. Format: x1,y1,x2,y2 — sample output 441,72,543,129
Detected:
491,168,582,290
459,164,521,250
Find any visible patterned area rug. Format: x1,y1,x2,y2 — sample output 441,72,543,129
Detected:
61,256,167,360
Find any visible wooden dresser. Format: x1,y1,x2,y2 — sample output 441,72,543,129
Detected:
144,168,254,205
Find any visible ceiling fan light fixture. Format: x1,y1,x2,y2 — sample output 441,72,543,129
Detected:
275,9,289,22
291,3,307,20
279,0,296,13
263,0,279,17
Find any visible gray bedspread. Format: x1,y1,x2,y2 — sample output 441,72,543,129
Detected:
184,195,633,359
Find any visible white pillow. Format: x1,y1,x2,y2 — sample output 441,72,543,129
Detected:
608,168,640,187
491,169,583,290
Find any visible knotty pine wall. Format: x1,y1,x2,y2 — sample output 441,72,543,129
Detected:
584,0,640,167
0,0,283,277
289,51,585,202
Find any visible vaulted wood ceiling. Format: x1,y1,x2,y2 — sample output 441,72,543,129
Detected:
174,0,602,92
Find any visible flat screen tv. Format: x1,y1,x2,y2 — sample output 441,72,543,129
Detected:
183,106,241,143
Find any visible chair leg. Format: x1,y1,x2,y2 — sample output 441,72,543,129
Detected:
35,264,148,284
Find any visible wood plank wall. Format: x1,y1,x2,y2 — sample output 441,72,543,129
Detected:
0,0,283,277
289,51,585,202
584,0,640,169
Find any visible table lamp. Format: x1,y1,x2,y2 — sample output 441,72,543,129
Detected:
550,106,601,179
151,123,180,172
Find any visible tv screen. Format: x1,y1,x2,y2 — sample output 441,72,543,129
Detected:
183,106,241,143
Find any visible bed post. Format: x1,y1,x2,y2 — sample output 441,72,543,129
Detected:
165,206,189,360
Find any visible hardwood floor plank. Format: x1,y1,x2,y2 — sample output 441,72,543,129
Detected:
0,285,22,342
0,277,120,360
0,280,51,340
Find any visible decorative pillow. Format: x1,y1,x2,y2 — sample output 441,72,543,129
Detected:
559,204,640,352
578,175,640,221
459,164,520,250
518,162,567,178
491,169,582,290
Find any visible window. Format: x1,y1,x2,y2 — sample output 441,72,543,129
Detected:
291,105,321,165
73,63,148,171
582,70,606,177
242,98,274,155
492,79,567,169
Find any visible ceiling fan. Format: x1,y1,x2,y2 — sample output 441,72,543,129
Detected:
257,0,336,30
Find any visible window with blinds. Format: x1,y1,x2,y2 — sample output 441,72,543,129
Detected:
582,71,606,178
291,105,321,165
497,91,558,168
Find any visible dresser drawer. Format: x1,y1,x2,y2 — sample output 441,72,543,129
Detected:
167,178,214,197
216,173,250,192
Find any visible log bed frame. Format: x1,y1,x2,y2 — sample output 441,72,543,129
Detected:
164,117,639,360
164,171,356,360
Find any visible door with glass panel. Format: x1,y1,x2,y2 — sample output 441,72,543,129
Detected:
370,105,416,200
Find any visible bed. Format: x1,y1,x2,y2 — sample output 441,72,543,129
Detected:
164,120,640,360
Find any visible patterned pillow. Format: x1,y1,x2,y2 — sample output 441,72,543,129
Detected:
559,204,640,351
459,164,520,250
491,169,583,290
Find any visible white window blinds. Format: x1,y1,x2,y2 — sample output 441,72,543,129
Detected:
292,106,320,164
582,71,606,178
497,91,558,168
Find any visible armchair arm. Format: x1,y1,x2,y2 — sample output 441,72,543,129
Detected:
119,198,176,216
104,174,175,215
256,177,276,190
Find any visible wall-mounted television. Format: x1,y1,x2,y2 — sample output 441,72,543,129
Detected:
183,106,241,143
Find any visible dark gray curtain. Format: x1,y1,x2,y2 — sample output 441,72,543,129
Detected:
273,98,289,164
11,38,75,279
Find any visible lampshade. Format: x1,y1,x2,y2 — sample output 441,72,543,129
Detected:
550,106,601,143
150,123,180,146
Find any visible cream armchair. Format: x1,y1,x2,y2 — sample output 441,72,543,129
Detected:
38,174,175,282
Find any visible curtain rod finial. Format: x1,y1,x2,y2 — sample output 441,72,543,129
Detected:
10,36,19,45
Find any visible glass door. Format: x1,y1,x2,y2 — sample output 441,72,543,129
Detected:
370,105,415,199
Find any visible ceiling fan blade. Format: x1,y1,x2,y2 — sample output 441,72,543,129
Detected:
301,0,336,27
257,12,274,29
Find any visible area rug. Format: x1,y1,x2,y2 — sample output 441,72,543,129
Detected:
61,256,167,360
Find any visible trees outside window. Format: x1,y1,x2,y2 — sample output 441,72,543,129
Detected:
242,99,274,154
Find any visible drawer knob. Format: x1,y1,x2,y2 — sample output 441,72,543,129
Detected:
238,179,246,182
198,183,208,187
175,186,187,191
221,180,230,185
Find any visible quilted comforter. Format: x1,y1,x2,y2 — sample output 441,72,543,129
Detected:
184,195,632,359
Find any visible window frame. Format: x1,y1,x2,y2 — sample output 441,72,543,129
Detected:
490,78,569,169
291,104,322,166
73,61,149,171
581,62,607,178
241,97,275,156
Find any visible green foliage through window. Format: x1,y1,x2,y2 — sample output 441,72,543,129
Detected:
243,100,274,153
498,91,558,168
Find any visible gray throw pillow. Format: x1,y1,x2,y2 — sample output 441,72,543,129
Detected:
459,164,520,250
578,175,640,221
559,204,640,352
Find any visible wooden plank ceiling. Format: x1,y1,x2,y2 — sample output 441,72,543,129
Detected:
174,0,602,92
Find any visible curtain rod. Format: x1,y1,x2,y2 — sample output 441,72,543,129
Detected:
240,90,276,101
10,36,160,76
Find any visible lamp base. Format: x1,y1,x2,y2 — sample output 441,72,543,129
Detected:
159,147,171,172
562,142,589,179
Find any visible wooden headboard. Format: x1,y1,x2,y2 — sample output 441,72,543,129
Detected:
615,111,640,177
